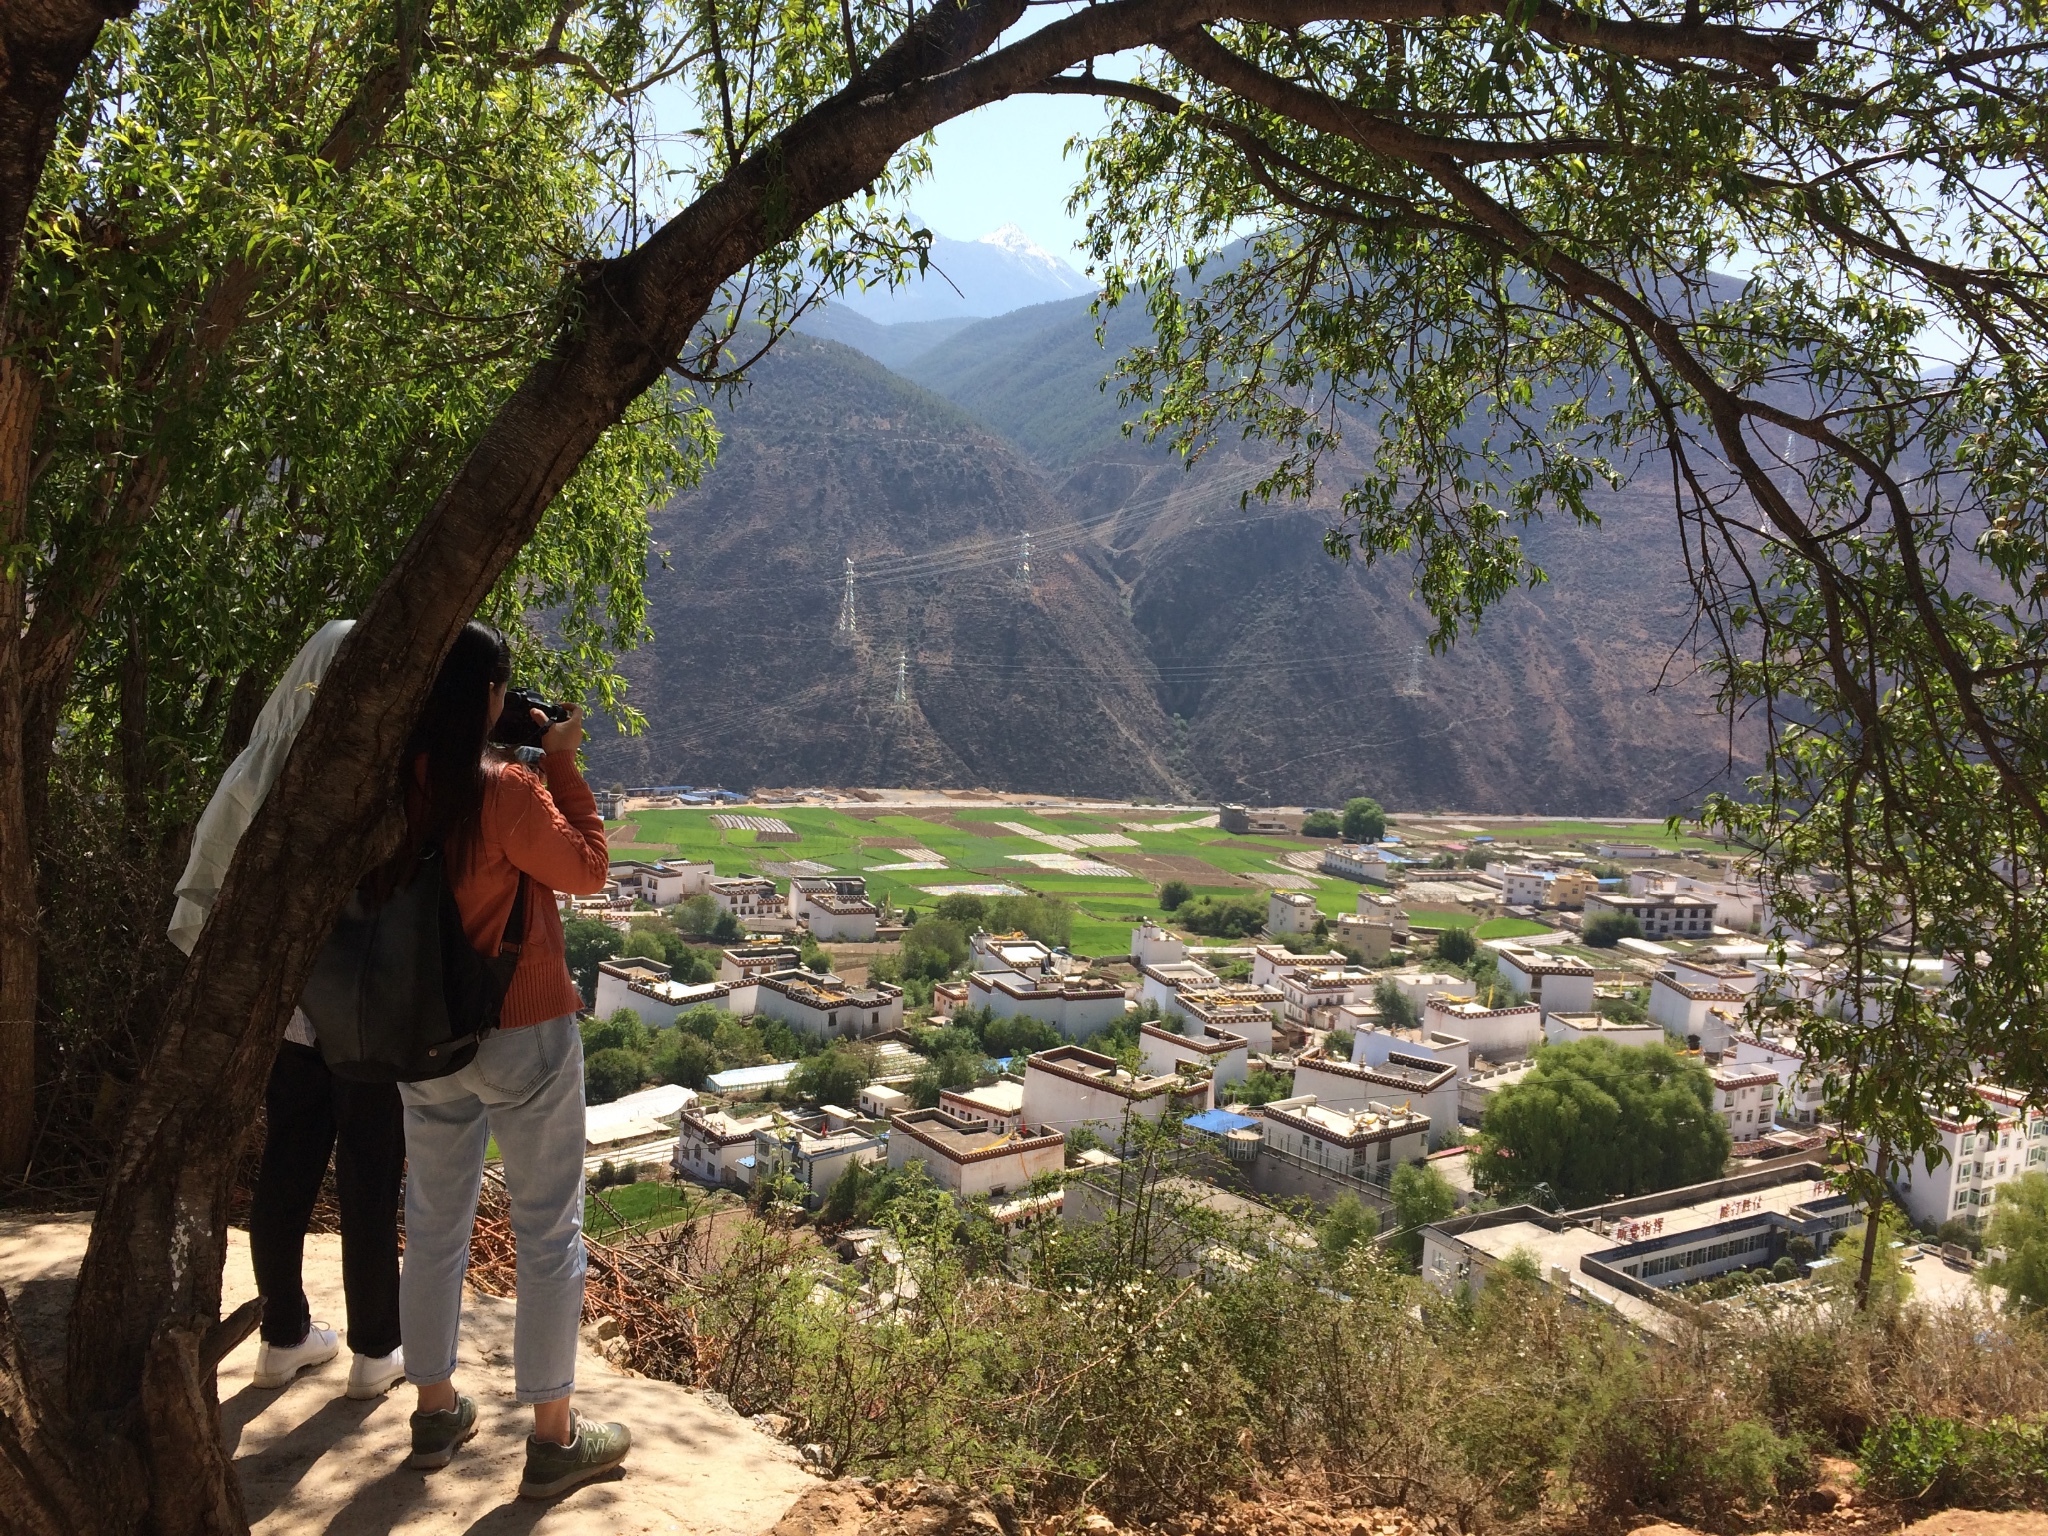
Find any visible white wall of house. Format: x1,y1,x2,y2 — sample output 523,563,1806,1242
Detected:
1020,1053,1211,1136
967,970,1128,1040
1649,972,1743,1051
1495,949,1596,1016
1350,1025,1470,1077
1423,998,1542,1060
1140,961,1222,1012
1293,1058,1461,1147
1132,922,1186,967
1139,1022,1250,1086
1267,890,1319,934
886,1114,1066,1198
806,904,879,942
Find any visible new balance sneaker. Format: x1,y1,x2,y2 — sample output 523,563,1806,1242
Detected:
251,1324,339,1388
406,1394,478,1470
346,1347,406,1400
518,1414,631,1499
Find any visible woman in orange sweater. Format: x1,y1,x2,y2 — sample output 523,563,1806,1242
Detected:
393,622,628,1499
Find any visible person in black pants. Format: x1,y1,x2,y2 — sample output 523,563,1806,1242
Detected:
169,620,409,1397
247,1033,408,1397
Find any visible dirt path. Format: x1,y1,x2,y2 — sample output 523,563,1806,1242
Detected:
0,1213,813,1535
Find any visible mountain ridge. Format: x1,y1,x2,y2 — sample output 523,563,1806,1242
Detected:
589,310,1754,813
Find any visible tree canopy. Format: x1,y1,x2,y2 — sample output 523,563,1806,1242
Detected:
1341,797,1386,843
1984,1174,2048,1314
1472,1041,1731,1208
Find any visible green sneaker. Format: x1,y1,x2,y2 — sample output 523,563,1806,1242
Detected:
406,1394,478,1470
518,1413,631,1499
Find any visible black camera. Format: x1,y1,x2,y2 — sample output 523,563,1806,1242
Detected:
491,687,570,749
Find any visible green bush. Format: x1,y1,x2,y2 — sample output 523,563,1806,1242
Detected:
585,1046,649,1104
1301,810,1342,838
1341,797,1387,842
1220,1067,1294,1106
788,1045,871,1108
1583,912,1643,948
1858,1415,2048,1506
1176,895,1266,938
1158,879,1192,911
1434,925,1476,964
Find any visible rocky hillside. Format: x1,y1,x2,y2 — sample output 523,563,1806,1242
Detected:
591,304,1753,813
587,334,1193,799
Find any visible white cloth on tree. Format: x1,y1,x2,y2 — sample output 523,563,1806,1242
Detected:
167,621,356,1052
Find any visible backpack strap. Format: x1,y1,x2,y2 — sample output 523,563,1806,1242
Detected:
499,874,529,959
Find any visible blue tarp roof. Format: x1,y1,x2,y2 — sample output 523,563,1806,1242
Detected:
1184,1108,1260,1136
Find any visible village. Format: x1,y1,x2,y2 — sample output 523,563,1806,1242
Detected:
557,794,2008,1332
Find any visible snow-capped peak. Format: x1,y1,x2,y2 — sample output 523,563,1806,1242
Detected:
975,223,1093,293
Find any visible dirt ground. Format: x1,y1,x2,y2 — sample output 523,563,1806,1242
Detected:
0,1213,813,1535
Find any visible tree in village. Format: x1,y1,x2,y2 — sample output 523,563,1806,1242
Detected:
1340,797,1385,843
1472,1040,1732,1208
0,0,2044,1527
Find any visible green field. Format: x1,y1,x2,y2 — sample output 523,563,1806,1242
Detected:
584,1179,702,1241
605,804,1634,958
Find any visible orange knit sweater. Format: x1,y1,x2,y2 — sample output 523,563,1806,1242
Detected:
445,751,609,1029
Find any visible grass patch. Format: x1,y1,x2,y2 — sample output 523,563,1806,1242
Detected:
1476,917,1558,939
585,1179,699,1241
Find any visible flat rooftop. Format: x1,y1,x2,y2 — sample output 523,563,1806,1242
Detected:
945,1079,1025,1114
1445,1166,1846,1334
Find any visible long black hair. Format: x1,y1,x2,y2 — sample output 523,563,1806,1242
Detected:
409,620,511,866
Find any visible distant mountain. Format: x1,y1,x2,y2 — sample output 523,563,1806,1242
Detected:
789,306,977,371
832,224,1098,324
585,333,1193,799
592,277,1759,812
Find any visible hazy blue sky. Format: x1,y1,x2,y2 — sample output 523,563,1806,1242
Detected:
911,91,1110,257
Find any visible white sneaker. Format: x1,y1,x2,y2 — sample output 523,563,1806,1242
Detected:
346,1346,406,1400
252,1324,340,1388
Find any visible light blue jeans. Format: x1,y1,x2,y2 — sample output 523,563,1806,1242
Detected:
399,1012,586,1404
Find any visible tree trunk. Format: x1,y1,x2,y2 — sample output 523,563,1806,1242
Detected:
0,347,41,1181
1853,1198,1881,1311
0,0,135,313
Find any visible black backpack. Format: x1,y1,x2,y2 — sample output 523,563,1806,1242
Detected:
302,846,528,1082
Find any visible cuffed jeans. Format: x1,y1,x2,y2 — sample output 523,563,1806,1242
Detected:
249,1042,405,1356
398,1013,587,1405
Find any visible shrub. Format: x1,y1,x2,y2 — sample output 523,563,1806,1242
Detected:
1158,879,1192,911
1387,1162,1457,1265
901,918,969,981
652,1030,716,1088
582,1008,651,1057
1583,912,1643,947
1434,925,1476,964
1177,895,1266,938
1984,1172,2048,1311
584,1046,649,1104
1858,1415,2048,1506
1221,1067,1294,1106
1301,810,1342,838
1375,977,1419,1030
789,1046,872,1107
1317,1194,1379,1259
